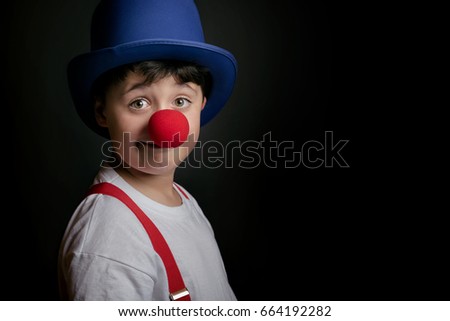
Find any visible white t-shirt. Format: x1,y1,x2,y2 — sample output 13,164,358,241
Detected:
58,167,236,301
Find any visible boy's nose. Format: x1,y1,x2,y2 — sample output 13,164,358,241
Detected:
147,110,189,148
153,104,172,112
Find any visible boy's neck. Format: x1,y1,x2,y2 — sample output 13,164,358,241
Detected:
114,166,182,207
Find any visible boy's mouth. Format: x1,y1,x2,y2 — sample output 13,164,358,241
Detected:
138,140,161,149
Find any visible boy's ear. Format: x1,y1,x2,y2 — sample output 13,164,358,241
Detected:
201,97,207,110
94,98,108,128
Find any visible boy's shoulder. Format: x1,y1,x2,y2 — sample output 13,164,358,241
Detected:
63,190,158,267
94,166,202,210
70,190,147,242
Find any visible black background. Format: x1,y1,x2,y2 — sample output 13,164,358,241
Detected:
4,0,448,301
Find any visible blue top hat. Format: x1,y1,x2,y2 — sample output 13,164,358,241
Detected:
68,0,237,138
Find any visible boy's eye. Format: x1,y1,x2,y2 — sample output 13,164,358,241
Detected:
174,98,191,108
130,99,150,110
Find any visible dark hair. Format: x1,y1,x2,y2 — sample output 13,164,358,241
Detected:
92,60,212,102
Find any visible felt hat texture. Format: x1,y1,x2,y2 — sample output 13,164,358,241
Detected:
68,0,237,138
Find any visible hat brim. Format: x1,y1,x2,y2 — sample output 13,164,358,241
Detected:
68,39,237,138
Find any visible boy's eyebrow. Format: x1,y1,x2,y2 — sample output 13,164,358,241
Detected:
122,82,148,95
122,81,198,96
179,83,197,94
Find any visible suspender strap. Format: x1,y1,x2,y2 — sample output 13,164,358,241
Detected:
86,182,191,301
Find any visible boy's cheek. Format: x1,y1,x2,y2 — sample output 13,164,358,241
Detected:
188,120,201,142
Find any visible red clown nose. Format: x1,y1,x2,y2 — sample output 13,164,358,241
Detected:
147,110,189,148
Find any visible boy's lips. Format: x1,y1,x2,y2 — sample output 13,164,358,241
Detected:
138,140,161,149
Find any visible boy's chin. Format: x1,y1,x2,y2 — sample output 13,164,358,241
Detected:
123,161,179,176
116,148,189,175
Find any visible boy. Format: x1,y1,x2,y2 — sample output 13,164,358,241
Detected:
58,0,237,300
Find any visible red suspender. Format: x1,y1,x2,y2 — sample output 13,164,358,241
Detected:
86,182,191,301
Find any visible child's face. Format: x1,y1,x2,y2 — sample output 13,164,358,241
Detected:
96,73,206,175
